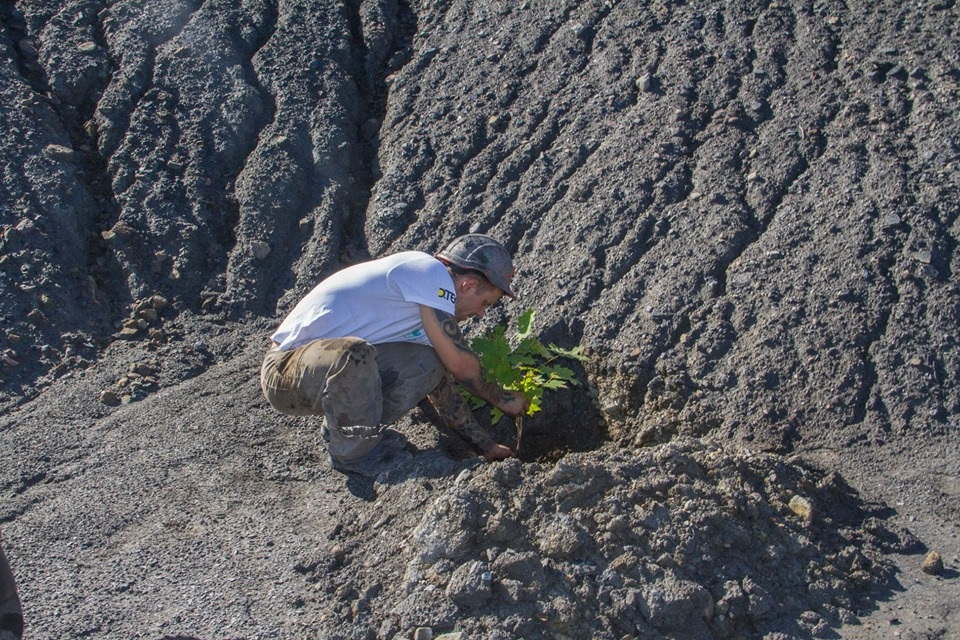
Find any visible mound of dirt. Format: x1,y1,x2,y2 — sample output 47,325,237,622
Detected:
392,440,912,639
1,0,958,639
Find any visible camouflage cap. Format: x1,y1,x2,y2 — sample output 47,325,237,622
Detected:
436,234,516,298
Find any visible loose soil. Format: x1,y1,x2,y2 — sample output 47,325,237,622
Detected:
1,1,958,639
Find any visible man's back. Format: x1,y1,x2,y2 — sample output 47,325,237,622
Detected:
270,251,455,350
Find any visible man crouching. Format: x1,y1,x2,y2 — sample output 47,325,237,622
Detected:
260,234,529,477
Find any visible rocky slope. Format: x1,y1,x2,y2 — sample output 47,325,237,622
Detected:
1,1,958,638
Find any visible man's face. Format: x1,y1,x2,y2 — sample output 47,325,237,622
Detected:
454,277,504,322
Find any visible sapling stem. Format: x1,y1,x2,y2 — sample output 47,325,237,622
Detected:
515,416,524,453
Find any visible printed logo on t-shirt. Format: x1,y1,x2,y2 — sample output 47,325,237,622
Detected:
438,287,456,303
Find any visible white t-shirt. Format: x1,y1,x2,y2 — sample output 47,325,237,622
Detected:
271,251,456,350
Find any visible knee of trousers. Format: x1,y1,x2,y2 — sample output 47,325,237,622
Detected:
322,339,383,427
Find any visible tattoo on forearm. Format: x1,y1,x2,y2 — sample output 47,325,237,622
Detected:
428,375,497,452
429,375,473,426
459,375,508,407
431,308,508,407
433,308,473,355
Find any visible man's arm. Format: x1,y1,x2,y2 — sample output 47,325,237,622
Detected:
419,305,528,417
427,374,514,461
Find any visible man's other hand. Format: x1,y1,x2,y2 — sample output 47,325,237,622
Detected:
484,443,515,462
498,391,530,418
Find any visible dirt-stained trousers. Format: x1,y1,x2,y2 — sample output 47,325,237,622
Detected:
260,338,446,463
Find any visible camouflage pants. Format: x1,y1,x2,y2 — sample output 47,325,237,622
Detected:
260,338,445,462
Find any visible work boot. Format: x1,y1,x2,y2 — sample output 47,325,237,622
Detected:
328,445,412,478
321,420,406,449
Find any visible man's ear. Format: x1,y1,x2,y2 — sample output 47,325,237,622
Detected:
458,274,481,294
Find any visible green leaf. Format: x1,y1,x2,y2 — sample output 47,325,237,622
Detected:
516,308,535,339
544,364,578,384
511,355,539,368
547,343,589,361
463,307,589,422
517,337,551,359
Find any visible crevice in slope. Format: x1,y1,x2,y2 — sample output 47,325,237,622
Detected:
851,244,901,430
90,0,205,304
341,0,419,262
0,5,52,97
215,1,280,316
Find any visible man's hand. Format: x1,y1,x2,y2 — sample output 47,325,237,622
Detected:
484,443,515,462
497,391,530,418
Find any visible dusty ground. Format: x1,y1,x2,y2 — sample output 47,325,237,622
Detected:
1,0,958,638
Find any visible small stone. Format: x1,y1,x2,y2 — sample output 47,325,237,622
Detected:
43,144,76,161
150,295,169,310
882,212,901,227
435,634,467,640
446,560,492,608
77,41,97,53
27,309,49,326
131,362,158,377
788,495,814,523
914,249,932,264
105,221,135,238
746,171,760,182
827,16,840,25
252,241,271,260
731,272,753,288
636,73,654,92
99,390,121,406
921,551,944,575
413,628,432,640
118,326,139,339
